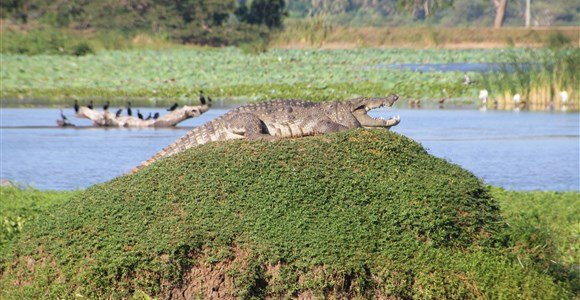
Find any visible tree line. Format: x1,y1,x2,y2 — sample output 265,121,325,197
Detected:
0,0,286,45
1,0,576,46
289,0,576,27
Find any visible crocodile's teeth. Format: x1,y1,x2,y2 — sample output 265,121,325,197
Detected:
394,115,401,121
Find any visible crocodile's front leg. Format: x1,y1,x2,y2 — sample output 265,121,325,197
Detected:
313,120,350,135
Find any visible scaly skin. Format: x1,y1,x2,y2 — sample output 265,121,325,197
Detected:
131,95,400,173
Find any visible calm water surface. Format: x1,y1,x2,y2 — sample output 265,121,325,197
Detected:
1,106,578,191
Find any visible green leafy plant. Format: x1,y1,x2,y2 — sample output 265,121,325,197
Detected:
1,130,574,299
0,47,535,107
0,187,74,250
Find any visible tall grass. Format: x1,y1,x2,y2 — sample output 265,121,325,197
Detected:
273,21,579,49
481,48,579,111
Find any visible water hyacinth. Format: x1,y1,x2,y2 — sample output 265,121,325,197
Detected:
2,48,576,111
0,48,545,106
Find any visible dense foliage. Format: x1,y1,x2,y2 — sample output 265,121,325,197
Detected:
286,0,578,27
1,0,577,47
235,0,287,28
0,130,573,298
0,0,287,46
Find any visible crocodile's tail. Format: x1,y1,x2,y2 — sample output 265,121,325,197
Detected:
129,145,179,174
128,122,220,174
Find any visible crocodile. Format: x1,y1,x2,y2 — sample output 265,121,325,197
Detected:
131,95,400,173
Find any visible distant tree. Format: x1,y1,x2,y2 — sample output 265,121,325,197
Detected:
396,0,453,19
236,0,286,29
493,0,508,28
175,0,236,27
0,0,26,21
438,0,489,27
0,0,20,16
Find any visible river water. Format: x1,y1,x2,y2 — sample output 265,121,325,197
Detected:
1,106,578,191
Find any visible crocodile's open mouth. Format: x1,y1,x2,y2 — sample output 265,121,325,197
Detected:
352,95,401,129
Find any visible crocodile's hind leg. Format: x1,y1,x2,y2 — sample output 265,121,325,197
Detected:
227,113,276,141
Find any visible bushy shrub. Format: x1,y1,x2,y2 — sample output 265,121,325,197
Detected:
0,130,569,299
72,42,94,56
546,32,572,49
172,23,269,47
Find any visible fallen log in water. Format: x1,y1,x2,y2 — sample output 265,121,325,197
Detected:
76,105,209,128
56,119,76,127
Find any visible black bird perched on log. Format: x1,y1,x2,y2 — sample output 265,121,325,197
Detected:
137,110,144,120
127,102,132,116
73,100,79,113
145,113,152,120
167,103,178,111
57,109,75,127
199,90,206,105
153,112,160,119
103,101,110,111
60,109,68,121
87,100,94,110
115,108,123,118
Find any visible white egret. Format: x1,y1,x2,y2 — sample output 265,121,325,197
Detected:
560,91,569,112
479,89,488,102
513,94,521,112
559,91,569,103
478,89,488,111
463,73,471,85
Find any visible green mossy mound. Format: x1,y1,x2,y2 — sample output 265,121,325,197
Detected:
0,130,566,299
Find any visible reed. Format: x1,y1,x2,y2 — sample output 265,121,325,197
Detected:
273,21,580,49
481,48,579,111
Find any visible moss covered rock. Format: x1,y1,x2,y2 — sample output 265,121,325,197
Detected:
0,130,565,299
